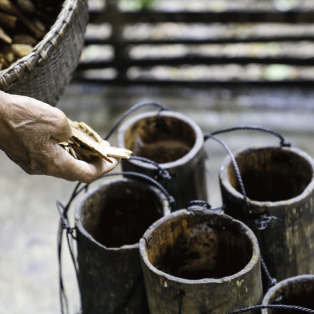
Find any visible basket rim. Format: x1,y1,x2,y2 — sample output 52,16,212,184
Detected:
0,0,82,88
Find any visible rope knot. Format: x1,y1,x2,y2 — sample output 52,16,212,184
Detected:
157,168,172,181
255,214,279,230
268,278,277,288
62,221,76,240
168,196,176,209
280,140,291,147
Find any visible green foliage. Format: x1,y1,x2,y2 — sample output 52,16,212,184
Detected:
138,0,156,9
119,0,157,11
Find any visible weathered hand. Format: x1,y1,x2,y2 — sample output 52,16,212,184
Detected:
0,91,120,183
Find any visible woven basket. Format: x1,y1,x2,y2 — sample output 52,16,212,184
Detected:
0,0,88,106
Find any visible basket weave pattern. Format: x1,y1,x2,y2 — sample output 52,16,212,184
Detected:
0,0,88,106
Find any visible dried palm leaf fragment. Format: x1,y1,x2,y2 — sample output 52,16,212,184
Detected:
60,119,132,163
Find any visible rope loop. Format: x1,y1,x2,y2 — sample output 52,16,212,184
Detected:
269,278,277,288
227,304,314,314
187,200,211,211
168,195,176,208
205,134,249,210
211,205,225,214
207,125,291,148
66,226,77,240
129,156,172,182
105,101,169,141
56,171,176,314
281,139,292,147
260,255,277,290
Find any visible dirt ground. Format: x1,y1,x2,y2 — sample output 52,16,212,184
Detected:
0,82,314,313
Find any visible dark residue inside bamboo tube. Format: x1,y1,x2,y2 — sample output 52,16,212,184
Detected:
80,181,164,248
123,116,196,163
227,148,313,202
146,214,253,280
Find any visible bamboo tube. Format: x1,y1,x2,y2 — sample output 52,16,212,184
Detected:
139,209,263,314
117,111,208,210
262,275,314,314
75,178,171,314
220,146,314,282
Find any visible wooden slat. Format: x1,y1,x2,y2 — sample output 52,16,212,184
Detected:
89,10,314,24
77,8,314,85
71,77,314,87
77,56,314,70
84,36,314,46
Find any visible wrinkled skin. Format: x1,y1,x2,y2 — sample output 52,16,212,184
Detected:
0,91,120,183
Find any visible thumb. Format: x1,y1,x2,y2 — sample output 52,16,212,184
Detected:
49,108,72,143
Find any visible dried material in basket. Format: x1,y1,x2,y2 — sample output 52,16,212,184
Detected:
0,0,62,69
60,119,132,163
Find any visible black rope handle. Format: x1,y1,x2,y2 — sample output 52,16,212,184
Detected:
57,182,82,314
205,125,291,147
260,255,277,288
227,304,314,313
129,156,171,181
104,101,169,141
56,171,175,314
177,291,314,314
205,128,285,229
177,290,314,313
206,135,249,210
204,134,277,290
187,200,225,214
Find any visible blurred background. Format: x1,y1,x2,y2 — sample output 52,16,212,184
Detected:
1,0,314,313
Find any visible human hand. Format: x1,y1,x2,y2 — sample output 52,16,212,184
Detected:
0,91,120,183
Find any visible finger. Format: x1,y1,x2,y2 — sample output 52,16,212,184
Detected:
44,144,120,183
48,108,72,142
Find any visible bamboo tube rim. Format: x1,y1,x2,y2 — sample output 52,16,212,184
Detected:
262,275,314,314
75,177,171,251
220,146,314,215
139,209,260,285
117,110,204,169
